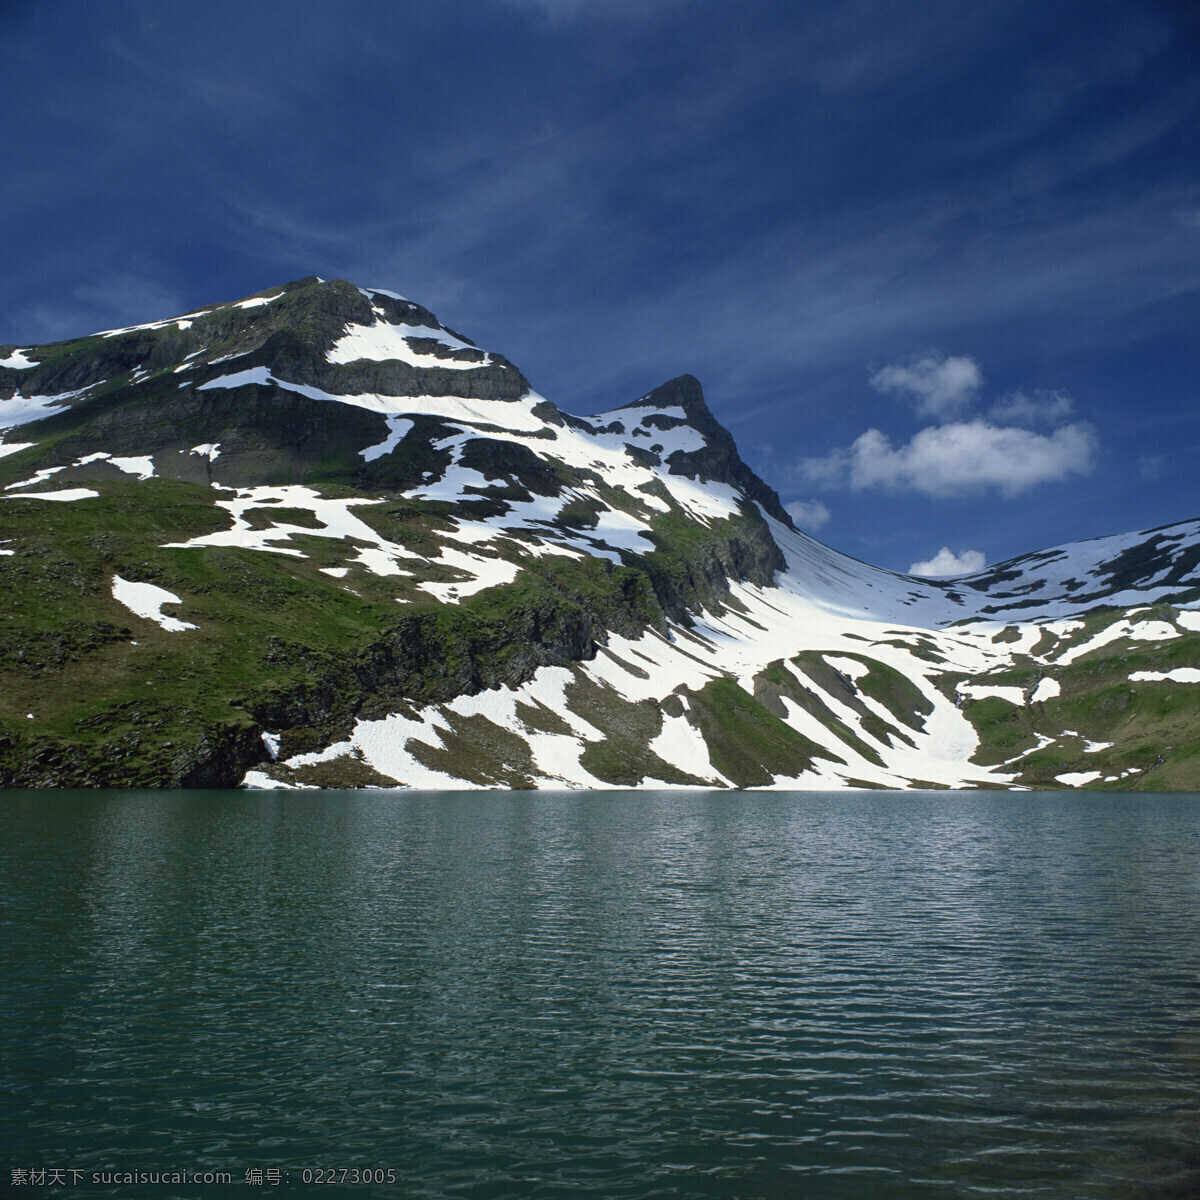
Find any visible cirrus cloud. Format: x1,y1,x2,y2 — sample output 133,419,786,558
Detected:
800,418,1098,497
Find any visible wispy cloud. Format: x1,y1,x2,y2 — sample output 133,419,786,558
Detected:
908,547,987,577
20,273,185,343
988,389,1074,426
491,0,691,24
1139,453,1165,480
71,0,1192,426
800,419,1099,498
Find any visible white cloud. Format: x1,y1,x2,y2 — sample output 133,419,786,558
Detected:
800,419,1098,497
785,498,831,531
988,388,1074,426
909,547,987,577
869,351,982,418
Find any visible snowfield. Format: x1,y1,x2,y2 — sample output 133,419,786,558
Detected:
257,559,1035,791
238,479,1200,791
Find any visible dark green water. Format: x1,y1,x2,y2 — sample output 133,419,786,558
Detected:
2,790,1197,1200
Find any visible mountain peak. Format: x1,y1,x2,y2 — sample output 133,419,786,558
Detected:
619,373,706,414
4,278,1199,792
608,373,792,528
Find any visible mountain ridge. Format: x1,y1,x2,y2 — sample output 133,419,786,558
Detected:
2,278,1198,790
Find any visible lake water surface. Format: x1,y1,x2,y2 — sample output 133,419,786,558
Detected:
2,790,1198,1199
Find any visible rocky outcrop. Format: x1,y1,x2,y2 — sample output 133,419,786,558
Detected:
0,712,265,790
621,375,795,527
640,507,786,624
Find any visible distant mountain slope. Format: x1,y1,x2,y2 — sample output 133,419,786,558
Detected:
2,278,1198,789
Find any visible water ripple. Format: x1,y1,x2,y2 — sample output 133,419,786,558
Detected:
2,790,1198,1199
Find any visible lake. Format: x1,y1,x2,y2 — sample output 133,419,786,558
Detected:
2,790,1197,1199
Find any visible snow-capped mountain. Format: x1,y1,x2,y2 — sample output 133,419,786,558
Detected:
2,278,1198,789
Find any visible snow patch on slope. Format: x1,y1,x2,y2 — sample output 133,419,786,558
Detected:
328,321,488,370
232,293,284,310
417,546,521,601
5,465,66,491
1055,615,1180,665
198,368,546,432
361,417,412,462
110,455,155,479
357,286,409,302
0,392,76,432
3,488,99,502
164,484,420,569
5,450,155,489
1129,668,1200,684
97,290,283,339
111,575,197,632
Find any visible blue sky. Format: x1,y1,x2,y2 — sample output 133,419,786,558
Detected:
4,0,1199,574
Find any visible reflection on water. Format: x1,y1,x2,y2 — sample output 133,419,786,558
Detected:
2,790,1198,1198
